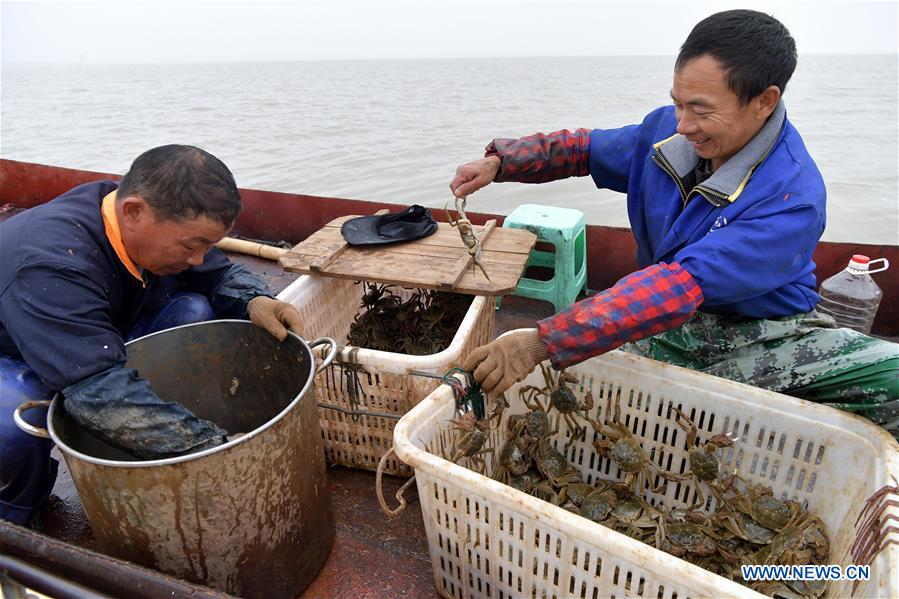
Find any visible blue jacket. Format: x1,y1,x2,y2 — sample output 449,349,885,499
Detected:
0,181,271,457
588,101,826,318
0,180,268,390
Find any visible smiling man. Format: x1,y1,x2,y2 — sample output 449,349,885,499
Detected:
0,145,302,525
452,10,898,437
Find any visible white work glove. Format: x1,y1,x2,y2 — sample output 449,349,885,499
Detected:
247,296,303,342
462,328,549,395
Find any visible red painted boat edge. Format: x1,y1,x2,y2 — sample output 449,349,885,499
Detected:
2,158,895,335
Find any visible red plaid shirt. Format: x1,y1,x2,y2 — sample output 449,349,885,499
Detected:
486,128,592,183
536,263,703,369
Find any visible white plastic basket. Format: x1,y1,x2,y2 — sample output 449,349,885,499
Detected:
277,274,494,475
393,350,899,598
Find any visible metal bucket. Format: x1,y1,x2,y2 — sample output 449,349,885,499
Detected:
16,320,337,598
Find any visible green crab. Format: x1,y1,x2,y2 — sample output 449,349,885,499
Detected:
669,406,740,508
590,395,682,495
519,365,592,450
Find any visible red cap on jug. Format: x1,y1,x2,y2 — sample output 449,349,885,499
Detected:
847,255,872,272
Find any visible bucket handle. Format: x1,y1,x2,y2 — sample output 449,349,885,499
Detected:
307,337,337,374
13,400,51,439
375,447,416,518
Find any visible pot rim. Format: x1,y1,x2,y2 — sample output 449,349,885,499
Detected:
47,319,319,468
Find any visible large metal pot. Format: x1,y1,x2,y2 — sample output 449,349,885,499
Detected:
16,320,337,598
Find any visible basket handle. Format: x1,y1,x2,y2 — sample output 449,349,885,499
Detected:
13,400,51,439
307,337,338,374
375,448,416,518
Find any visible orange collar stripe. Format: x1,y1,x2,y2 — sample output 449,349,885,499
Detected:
101,191,144,284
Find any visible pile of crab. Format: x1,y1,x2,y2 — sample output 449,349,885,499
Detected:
446,365,831,598
346,282,472,355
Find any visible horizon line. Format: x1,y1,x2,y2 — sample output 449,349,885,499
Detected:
3,52,897,67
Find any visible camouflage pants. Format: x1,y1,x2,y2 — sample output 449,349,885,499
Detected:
621,310,899,439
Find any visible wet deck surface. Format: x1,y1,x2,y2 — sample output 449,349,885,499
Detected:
40,458,440,598
35,252,554,598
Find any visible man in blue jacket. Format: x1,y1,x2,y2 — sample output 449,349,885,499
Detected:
0,145,303,525
455,10,897,437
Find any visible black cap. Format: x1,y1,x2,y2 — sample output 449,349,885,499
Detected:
340,205,438,246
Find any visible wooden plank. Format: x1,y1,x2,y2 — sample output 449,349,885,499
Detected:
314,217,535,253
309,209,389,272
440,220,497,291
278,215,536,295
309,242,350,272
288,224,534,257
283,234,525,265
281,254,526,295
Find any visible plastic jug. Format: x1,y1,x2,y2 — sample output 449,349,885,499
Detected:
816,254,890,334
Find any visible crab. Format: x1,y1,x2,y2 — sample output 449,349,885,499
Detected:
519,365,591,450
492,434,532,484
658,520,720,559
590,395,682,495
513,398,556,441
503,390,557,457
605,493,665,545
448,410,491,474
445,196,490,280
531,438,583,491
713,511,777,546
759,514,830,566
724,481,802,532
507,470,543,495
579,488,617,523
558,482,599,507
358,282,399,311
485,392,510,430
669,406,740,508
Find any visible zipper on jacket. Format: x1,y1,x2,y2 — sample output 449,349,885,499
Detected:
651,153,689,205
694,185,730,207
653,151,734,208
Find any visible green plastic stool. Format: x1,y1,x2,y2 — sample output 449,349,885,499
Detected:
498,204,587,313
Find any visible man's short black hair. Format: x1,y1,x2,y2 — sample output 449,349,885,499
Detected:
676,9,797,105
117,145,242,226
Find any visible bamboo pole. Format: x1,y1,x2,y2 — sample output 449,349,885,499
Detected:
215,237,289,261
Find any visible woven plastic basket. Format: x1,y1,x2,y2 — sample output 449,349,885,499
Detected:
393,350,899,598
277,274,494,475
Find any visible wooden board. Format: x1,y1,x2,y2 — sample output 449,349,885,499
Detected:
279,215,537,295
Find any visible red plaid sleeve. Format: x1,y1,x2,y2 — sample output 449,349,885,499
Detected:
485,128,591,183
536,263,703,369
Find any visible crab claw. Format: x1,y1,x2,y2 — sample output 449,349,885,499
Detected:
707,434,736,448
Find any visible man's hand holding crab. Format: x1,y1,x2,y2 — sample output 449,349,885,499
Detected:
462,328,549,396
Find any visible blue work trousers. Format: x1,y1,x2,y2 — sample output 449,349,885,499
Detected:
0,292,215,524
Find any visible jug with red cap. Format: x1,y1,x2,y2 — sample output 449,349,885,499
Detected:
817,254,890,334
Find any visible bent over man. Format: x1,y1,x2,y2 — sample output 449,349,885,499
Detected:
0,145,302,524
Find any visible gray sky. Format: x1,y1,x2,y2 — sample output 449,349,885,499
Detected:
2,0,897,64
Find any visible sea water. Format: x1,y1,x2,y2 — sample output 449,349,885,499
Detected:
2,55,896,243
